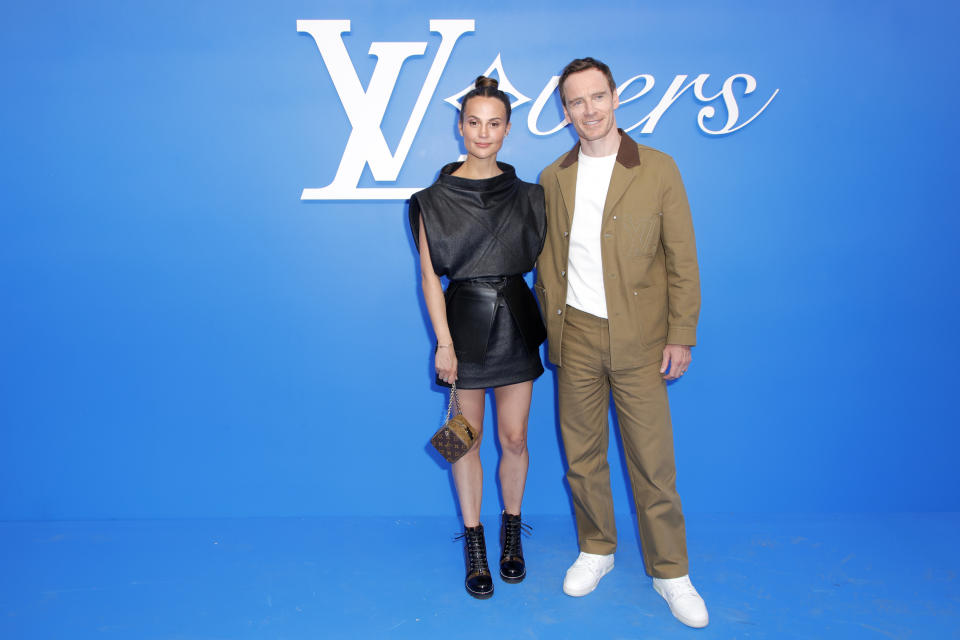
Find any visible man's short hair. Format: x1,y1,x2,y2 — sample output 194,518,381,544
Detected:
558,57,617,105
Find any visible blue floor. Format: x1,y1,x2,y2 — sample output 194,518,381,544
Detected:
2,513,957,639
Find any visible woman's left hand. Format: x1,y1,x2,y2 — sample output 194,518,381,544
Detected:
436,344,458,384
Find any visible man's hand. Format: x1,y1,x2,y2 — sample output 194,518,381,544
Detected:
660,344,692,380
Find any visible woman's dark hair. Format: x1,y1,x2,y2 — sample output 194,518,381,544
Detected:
558,57,617,105
459,76,512,123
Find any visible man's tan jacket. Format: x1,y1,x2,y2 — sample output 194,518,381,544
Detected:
535,131,701,370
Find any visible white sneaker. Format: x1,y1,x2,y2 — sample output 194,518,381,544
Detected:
652,575,709,628
562,552,614,597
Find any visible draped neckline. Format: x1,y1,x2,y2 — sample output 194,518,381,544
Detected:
437,162,518,194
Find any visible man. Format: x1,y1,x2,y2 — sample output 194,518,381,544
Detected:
535,57,708,628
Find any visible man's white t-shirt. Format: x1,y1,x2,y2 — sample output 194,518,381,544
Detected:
566,150,617,319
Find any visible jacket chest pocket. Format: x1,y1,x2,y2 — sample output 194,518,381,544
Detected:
626,212,662,258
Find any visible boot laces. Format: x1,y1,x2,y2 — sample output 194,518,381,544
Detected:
454,529,489,572
503,517,532,556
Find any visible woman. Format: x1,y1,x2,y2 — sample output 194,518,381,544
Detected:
409,76,546,599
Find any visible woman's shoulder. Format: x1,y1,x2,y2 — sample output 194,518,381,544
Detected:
410,177,445,208
515,177,544,194
516,179,545,204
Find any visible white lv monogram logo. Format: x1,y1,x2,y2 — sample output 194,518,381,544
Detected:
297,19,475,200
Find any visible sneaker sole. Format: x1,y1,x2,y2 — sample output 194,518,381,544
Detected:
653,583,709,628
562,562,614,597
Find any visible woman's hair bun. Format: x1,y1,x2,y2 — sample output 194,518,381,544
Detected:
460,75,511,122
475,75,499,90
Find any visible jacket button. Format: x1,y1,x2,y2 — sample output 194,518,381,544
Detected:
563,231,569,237
561,270,566,277
612,216,617,220
556,309,562,315
633,291,638,296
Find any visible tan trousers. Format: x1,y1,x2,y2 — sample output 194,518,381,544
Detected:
558,305,689,578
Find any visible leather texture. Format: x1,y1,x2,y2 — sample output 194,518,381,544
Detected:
411,162,547,389
499,511,527,583
461,524,493,599
444,276,546,364
444,281,498,363
410,162,546,282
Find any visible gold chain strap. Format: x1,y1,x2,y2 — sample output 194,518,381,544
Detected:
444,381,463,423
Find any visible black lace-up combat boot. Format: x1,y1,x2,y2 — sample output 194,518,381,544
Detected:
459,524,493,599
499,511,530,583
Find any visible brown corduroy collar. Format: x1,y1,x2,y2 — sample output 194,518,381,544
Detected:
558,129,640,169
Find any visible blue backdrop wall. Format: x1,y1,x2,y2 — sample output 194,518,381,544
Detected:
2,0,958,520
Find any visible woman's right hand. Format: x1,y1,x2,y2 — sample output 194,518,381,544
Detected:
436,344,458,384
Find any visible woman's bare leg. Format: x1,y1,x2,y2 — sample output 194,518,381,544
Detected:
450,387,486,527
493,380,533,515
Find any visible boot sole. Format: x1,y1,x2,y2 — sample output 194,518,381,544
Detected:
466,585,494,599
500,568,526,583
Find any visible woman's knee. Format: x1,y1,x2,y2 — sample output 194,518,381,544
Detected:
499,429,527,456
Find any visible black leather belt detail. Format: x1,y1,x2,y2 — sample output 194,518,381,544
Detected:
445,275,547,364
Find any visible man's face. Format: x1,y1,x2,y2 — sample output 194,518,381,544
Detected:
562,68,619,142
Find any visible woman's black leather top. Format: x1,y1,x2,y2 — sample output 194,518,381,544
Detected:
409,162,546,281
409,162,547,363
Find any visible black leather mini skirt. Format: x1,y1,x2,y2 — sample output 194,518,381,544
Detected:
438,276,546,390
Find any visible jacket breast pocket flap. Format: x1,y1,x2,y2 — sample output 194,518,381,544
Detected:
627,212,662,258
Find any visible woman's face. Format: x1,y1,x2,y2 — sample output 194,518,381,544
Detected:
458,96,511,161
